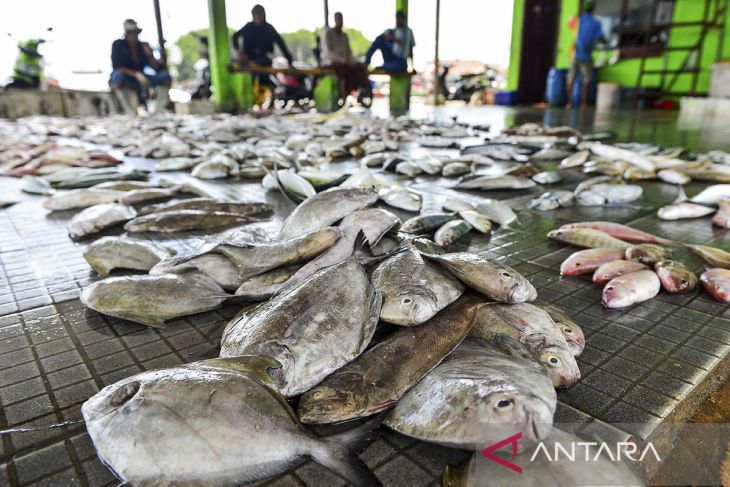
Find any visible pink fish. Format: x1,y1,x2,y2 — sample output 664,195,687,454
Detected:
602,270,661,308
700,268,730,302
560,221,679,247
592,260,649,285
713,199,730,228
560,248,626,276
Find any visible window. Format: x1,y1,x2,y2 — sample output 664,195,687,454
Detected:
591,0,675,57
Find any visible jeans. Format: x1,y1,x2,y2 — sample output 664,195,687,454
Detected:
110,68,171,90
365,35,407,72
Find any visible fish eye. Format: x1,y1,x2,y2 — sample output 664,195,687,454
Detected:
606,286,613,290
403,298,412,304
541,353,562,368
563,327,573,335
312,391,323,399
575,263,581,267
493,398,515,412
501,272,512,278
681,279,688,285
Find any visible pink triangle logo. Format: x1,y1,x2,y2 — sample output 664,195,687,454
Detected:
480,432,523,473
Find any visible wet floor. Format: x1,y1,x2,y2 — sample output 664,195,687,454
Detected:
0,105,728,486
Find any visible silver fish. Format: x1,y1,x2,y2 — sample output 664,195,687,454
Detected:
395,161,423,177
80,270,229,327
458,210,493,234
400,213,456,234
82,357,381,486
455,175,537,190
559,149,589,168
690,184,730,206
220,259,381,396
384,337,556,449
435,219,472,247
470,304,580,388
532,171,562,185
68,203,136,239
443,197,475,212
44,188,124,211
475,199,519,227
279,187,378,239
83,237,175,276
528,191,574,211
378,187,422,212
371,246,465,326
442,161,471,177
423,252,537,303
657,202,715,220
234,265,301,301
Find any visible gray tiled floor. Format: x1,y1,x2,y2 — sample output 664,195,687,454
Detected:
1,112,729,485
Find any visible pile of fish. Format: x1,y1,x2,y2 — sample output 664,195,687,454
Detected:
79,185,586,485
550,221,730,306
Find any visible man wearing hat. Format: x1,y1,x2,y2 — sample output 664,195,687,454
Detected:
566,1,605,108
110,19,171,114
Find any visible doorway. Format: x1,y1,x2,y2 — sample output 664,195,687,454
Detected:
517,0,561,104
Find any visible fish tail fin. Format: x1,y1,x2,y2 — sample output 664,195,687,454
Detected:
313,414,385,487
673,185,688,204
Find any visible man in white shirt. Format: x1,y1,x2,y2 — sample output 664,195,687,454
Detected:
322,12,371,104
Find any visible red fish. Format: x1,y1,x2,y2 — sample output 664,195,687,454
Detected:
560,221,679,247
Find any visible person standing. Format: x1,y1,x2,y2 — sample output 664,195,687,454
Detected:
110,19,171,114
364,10,415,73
232,5,293,68
7,39,45,89
566,0,606,108
322,12,371,105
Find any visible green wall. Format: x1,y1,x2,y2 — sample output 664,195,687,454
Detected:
506,0,525,91
555,0,730,95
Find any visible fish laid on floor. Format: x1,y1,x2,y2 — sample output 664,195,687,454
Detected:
384,337,556,449
81,270,230,327
559,221,677,247
378,187,422,212
422,252,537,303
547,228,630,250
124,210,259,233
575,184,643,206
470,303,580,387
657,202,715,220
690,184,730,206
400,213,456,234
534,303,585,356
279,208,400,292
83,236,175,276
82,357,381,487
298,294,484,424
654,260,698,293
139,198,273,217
220,259,381,396
625,243,670,266
686,244,730,269
117,187,178,206
68,203,137,239
179,226,340,282
592,260,649,285
475,199,519,228
458,210,492,234
455,175,537,191
528,191,574,211
234,264,301,301
560,248,626,276
278,187,378,239
443,197,474,213
44,188,124,211
713,199,730,228
372,246,465,326
700,268,730,302
602,270,660,308
435,219,472,247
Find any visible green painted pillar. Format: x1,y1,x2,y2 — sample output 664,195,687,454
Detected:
506,0,525,92
390,76,410,115
207,0,240,112
314,74,339,112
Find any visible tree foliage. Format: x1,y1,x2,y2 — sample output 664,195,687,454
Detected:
173,27,370,80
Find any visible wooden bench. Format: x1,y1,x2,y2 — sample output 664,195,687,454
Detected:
229,62,415,113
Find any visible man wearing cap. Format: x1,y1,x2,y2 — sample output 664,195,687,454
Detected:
566,1,606,108
110,19,171,114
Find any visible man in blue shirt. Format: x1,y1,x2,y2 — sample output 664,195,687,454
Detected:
364,10,415,73
567,1,605,108
110,19,171,114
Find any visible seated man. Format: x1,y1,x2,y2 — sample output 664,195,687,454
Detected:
322,12,371,105
232,4,293,68
364,10,415,73
110,19,171,114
